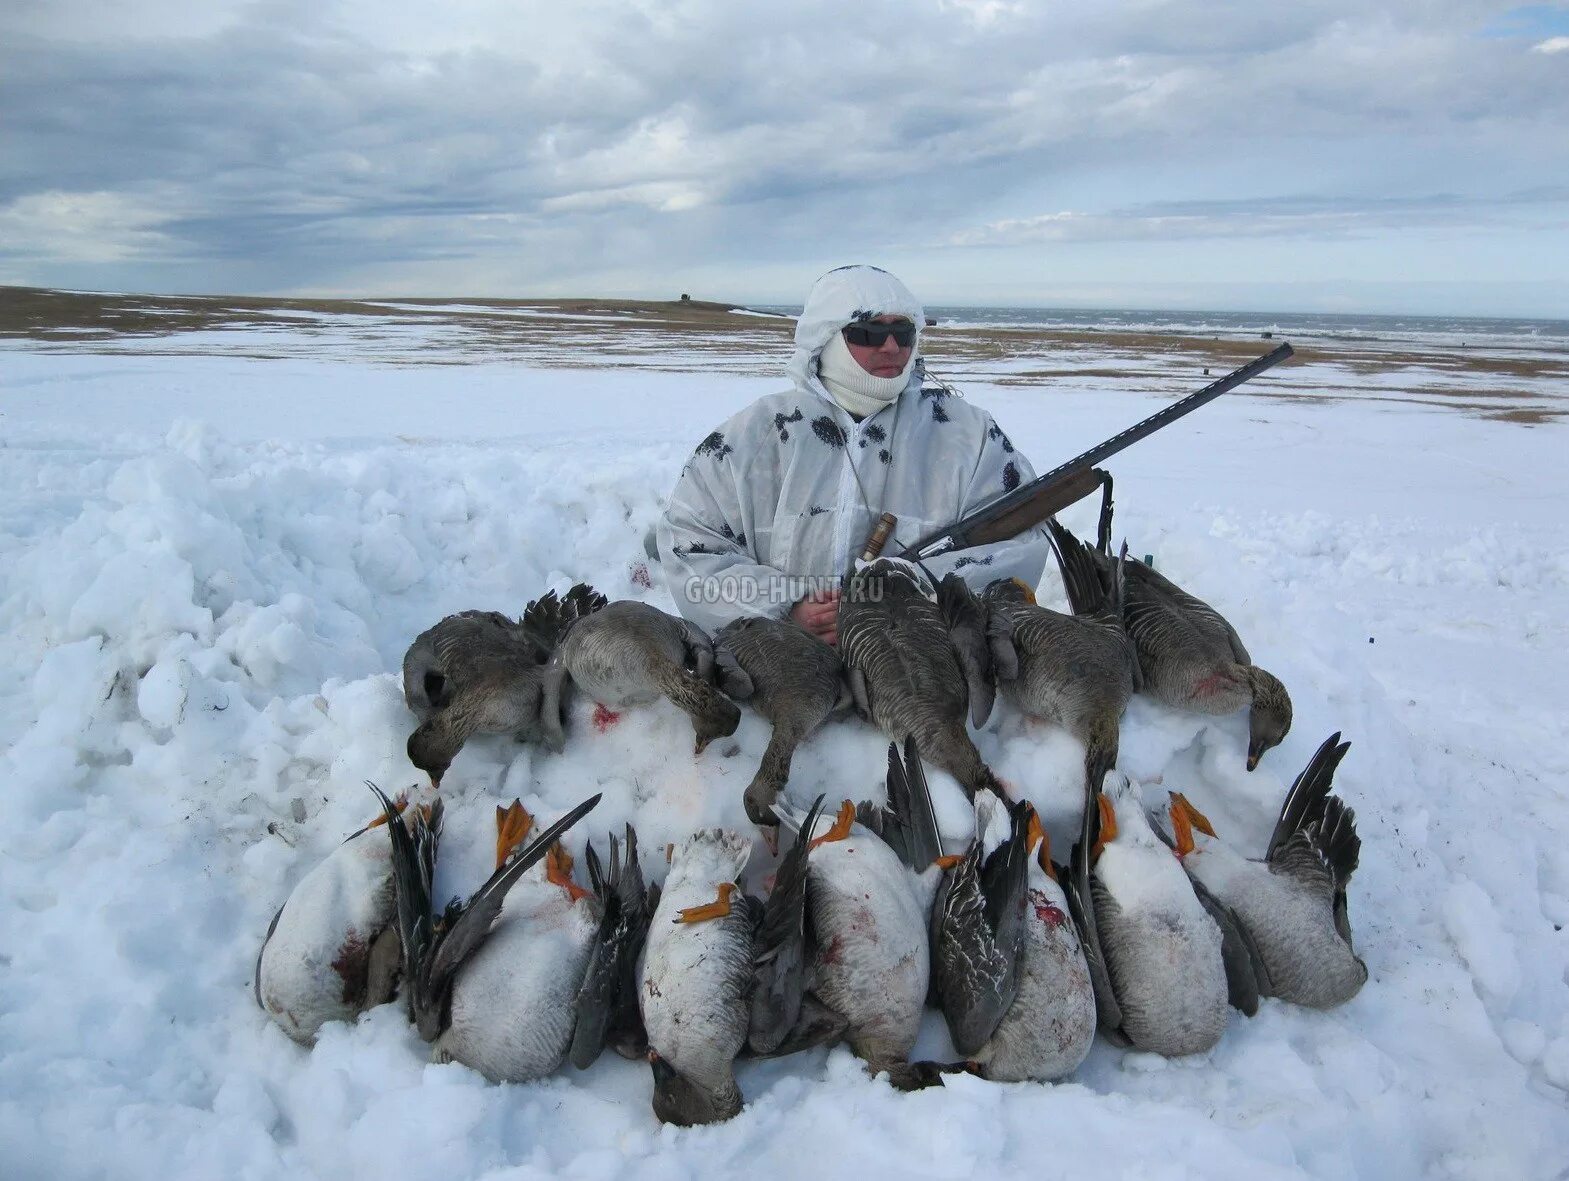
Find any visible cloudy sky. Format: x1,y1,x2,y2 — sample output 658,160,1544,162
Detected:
3,0,1566,315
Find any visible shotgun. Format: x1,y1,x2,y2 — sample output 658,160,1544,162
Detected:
895,341,1294,561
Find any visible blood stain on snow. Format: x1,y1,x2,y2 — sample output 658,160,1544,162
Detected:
593,704,621,732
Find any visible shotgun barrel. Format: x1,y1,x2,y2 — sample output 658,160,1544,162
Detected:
898,341,1294,560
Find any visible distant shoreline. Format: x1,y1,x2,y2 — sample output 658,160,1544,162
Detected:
2,284,1563,425
4,284,1565,333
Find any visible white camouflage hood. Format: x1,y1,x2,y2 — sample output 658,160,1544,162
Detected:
785,265,926,404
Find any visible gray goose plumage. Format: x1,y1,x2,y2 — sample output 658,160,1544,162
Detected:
985,520,1141,794
929,792,1031,1059
774,741,949,1090
1161,733,1368,1009
714,615,848,825
639,803,838,1126
1065,762,1229,1057
402,584,606,785
543,600,740,755
837,558,1005,799
377,789,604,1083
1098,547,1292,771
376,787,602,1085
930,799,1097,1082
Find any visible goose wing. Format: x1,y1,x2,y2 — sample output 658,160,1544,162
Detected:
1065,774,1125,1041
1186,872,1269,1014
750,795,826,1054
1123,559,1251,666
938,573,996,728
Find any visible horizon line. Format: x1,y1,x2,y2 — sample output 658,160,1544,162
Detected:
3,282,1566,327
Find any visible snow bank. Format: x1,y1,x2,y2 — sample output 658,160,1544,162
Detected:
1,340,1566,1180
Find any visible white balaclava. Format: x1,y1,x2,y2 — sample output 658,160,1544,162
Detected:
818,330,918,419
788,265,924,419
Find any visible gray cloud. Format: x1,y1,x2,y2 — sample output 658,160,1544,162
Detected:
950,189,1569,245
1,0,1566,312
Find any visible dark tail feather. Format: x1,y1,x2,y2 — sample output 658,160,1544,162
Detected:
367,784,443,1035
582,839,608,899
1046,519,1111,617
1315,795,1361,889
570,836,620,1068
366,783,440,965
1072,762,1103,886
1065,766,1123,1037
883,737,943,870
608,824,654,1059
523,583,608,653
981,800,1033,943
749,795,825,1055
617,824,650,918
1266,733,1350,863
563,582,608,618
1110,543,1129,618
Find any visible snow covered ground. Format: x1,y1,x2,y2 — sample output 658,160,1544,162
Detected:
2,319,1567,1180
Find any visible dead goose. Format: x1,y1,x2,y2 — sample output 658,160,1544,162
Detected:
640,828,756,1125
838,558,1005,799
1098,546,1292,771
713,615,848,825
1066,763,1229,1057
932,801,1097,1082
403,584,606,785
639,802,838,1126
976,807,1097,1081
255,794,432,1045
378,789,603,1083
543,600,740,755
985,521,1140,794
1159,733,1368,1009
774,743,950,1090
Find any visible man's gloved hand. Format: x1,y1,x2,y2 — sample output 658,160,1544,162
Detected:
790,588,840,647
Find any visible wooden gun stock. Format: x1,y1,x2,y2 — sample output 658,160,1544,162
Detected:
963,466,1106,547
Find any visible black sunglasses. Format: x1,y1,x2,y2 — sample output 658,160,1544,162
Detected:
842,320,916,349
